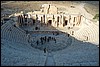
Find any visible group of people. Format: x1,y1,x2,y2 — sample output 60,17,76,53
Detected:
35,36,57,53
36,36,56,45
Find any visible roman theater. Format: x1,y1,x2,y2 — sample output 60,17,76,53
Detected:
1,2,99,66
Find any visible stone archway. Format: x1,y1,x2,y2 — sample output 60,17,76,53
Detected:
48,20,52,25
65,20,68,25
63,20,68,26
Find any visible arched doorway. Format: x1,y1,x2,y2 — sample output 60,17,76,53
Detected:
63,20,68,26
57,16,59,22
65,20,68,25
32,19,35,25
48,20,52,25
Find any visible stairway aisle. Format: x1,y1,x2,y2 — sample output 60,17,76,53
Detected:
45,52,55,66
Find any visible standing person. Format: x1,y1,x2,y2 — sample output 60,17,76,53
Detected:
36,40,39,45
27,34,30,43
49,36,51,41
54,38,56,43
52,32,54,35
45,36,46,42
42,37,44,44
51,37,53,40
44,48,46,53
40,37,43,45
47,37,49,42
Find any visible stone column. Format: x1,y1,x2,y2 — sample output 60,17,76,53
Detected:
76,16,78,26
40,16,43,26
78,15,82,25
16,16,20,27
52,15,55,27
45,14,47,24
54,15,56,27
35,14,38,24
18,16,20,24
69,15,71,25
20,15,23,26
57,16,59,27
59,16,61,25
22,15,24,26
43,15,45,23
41,16,42,23
20,15,22,26
66,16,69,26
62,14,64,27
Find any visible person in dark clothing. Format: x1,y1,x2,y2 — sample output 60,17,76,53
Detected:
68,34,70,37
42,37,45,44
41,41,43,45
54,38,56,43
42,37,45,41
28,39,30,43
31,43,33,47
41,37,44,45
44,48,46,53
47,37,49,42
48,37,51,40
44,36,46,42
35,27,38,30
13,24,16,27
52,32,54,35
36,40,39,45
51,37,54,40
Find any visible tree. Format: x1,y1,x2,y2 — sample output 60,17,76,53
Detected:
93,14,99,21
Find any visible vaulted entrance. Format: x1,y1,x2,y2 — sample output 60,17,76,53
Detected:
48,20,52,25
63,20,68,26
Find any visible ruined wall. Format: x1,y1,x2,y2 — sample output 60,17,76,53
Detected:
49,5,57,14
15,4,85,28
16,13,83,28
